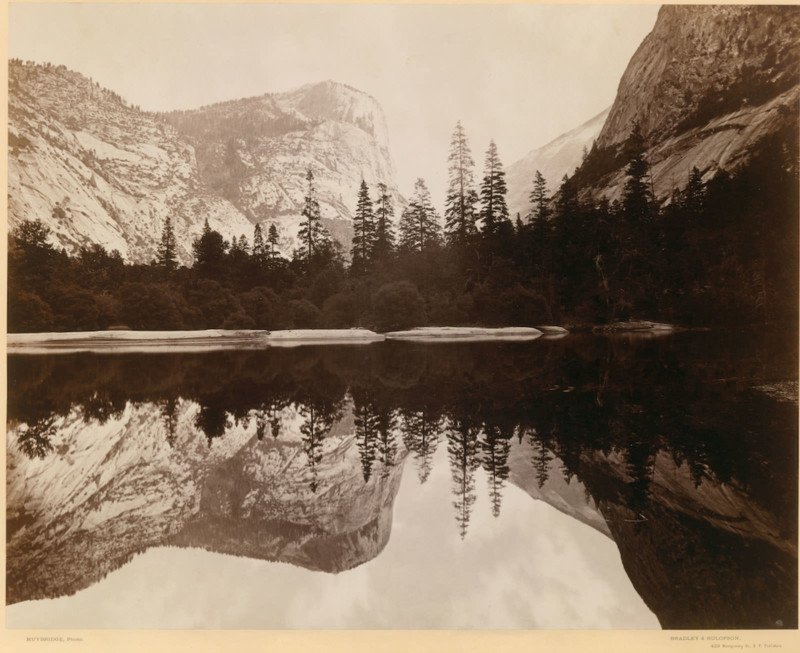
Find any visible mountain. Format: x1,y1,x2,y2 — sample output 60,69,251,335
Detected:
506,107,609,220
8,62,403,263
6,400,406,604
162,80,404,250
577,4,800,201
8,60,253,265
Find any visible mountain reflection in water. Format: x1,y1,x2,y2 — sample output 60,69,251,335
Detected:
6,332,798,629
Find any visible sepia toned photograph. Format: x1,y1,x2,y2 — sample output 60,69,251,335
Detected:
4,0,799,637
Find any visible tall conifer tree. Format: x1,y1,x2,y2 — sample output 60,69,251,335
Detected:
399,178,441,252
444,121,478,245
351,179,375,273
621,123,654,224
479,140,510,236
528,170,551,224
252,223,265,262
267,223,280,261
373,182,396,259
297,169,327,263
156,215,178,270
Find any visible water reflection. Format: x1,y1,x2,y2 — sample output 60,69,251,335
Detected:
6,333,798,629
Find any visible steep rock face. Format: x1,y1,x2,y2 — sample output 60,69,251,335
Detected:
506,108,609,220
163,80,404,251
587,450,797,629
8,61,253,265
584,5,800,200
169,405,405,572
5,400,405,604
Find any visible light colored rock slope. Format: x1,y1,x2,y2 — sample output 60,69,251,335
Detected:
597,87,799,203
506,108,609,220
8,61,253,265
163,80,405,252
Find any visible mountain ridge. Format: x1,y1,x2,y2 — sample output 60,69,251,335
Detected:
577,4,800,201
506,107,610,220
8,60,254,265
8,62,403,263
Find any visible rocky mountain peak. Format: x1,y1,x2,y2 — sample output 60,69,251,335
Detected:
596,4,800,151
162,79,402,251
8,61,403,261
276,79,391,150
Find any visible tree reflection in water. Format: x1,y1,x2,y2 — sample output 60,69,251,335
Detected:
6,331,798,628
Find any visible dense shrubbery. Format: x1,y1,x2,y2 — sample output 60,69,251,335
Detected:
8,123,798,333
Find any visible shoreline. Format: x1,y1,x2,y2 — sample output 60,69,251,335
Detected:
6,322,700,353
7,326,568,353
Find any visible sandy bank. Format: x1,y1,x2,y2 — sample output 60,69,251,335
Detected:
266,329,385,347
7,329,270,354
384,327,543,342
7,326,572,353
536,325,569,335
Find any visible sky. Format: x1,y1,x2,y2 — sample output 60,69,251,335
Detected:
9,3,660,203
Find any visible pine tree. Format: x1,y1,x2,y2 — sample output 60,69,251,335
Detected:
156,215,178,270
252,223,265,262
621,123,654,224
447,416,480,540
229,234,245,256
377,416,398,480
480,424,511,518
355,398,379,482
555,174,580,221
351,179,375,273
528,170,551,224
192,218,227,275
682,166,705,218
479,140,510,236
299,402,337,494
267,223,280,261
398,178,441,252
373,182,396,259
400,408,441,484
444,121,478,245
160,398,178,448
297,169,326,263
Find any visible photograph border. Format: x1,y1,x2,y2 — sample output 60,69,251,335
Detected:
1,0,798,651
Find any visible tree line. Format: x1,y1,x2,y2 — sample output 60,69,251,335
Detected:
8,117,798,332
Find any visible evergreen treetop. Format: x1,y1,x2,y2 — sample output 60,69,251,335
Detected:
444,121,478,244
351,179,376,272
479,140,510,236
373,182,396,259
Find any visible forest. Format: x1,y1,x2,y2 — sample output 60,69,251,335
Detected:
8,119,799,333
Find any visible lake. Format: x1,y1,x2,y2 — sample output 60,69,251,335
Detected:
5,331,797,629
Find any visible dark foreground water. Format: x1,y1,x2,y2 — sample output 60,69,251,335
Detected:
5,331,798,629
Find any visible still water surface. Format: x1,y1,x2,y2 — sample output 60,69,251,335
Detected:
6,332,797,629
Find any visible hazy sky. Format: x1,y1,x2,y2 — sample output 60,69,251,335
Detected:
9,3,660,203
